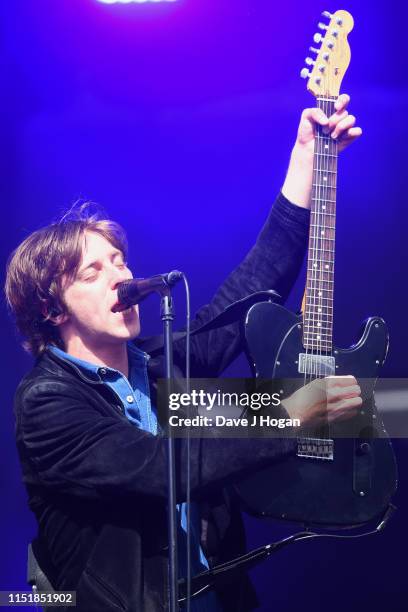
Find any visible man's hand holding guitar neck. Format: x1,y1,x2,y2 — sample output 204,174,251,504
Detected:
282,93,362,208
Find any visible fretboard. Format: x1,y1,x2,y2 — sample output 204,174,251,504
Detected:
303,97,338,354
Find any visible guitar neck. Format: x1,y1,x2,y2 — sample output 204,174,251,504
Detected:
303,96,338,353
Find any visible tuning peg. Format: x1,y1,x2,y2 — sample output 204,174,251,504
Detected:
313,33,323,43
323,10,344,26
309,46,320,54
318,22,328,30
326,40,335,49
300,68,311,79
305,57,315,66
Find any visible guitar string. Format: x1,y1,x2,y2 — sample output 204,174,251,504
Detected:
307,95,337,443
319,95,330,439
303,94,338,444
322,96,329,438
321,95,337,441
303,98,315,401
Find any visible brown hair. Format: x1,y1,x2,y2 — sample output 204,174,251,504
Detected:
5,203,128,357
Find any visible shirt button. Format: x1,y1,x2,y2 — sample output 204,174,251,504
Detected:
126,395,134,403
99,368,107,376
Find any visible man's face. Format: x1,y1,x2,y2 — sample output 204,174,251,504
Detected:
59,231,140,349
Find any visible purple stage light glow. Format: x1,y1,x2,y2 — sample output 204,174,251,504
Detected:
97,0,177,4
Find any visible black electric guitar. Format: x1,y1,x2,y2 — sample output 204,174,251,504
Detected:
235,10,397,528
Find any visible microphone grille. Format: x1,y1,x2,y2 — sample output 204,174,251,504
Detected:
166,270,183,287
117,279,133,303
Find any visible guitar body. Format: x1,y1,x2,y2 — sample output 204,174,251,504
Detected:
235,301,397,527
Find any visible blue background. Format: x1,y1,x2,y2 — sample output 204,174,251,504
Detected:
1,1,407,610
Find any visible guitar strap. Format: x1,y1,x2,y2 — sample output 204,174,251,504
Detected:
135,289,280,356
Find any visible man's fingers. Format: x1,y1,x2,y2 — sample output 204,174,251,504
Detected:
325,375,358,387
342,126,363,139
332,114,356,139
301,107,329,127
337,127,363,151
322,109,348,134
327,385,362,403
326,396,362,422
296,94,360,152
334,93,350,112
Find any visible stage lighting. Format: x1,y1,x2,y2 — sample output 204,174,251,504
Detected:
97,0,177,4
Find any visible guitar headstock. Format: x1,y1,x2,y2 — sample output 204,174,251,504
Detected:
301,10,354,98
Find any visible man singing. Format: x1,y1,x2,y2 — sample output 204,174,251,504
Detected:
5,95,362,611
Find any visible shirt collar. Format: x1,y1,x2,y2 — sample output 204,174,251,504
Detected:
47,342,149,382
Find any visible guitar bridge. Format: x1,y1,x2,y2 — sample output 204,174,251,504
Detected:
297,437,334,460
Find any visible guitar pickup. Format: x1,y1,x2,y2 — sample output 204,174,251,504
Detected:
297,437,334,460
298,353,336,376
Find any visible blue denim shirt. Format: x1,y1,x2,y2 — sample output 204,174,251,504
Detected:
48,343,220,611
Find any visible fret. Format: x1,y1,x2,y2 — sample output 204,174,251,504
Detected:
309,236,335,241
312,183,337,188
303,345,333,351
307,274,334,279
311,212,336,217
314,169,337,174
310,224,335,229
309,239,336,244
307,285,334,290
305,297,334,302
306,248,336,253
304,322,333,326
312,198,336,203
303,330,331,342
308,258,334,264
303,342,334,346
315,152,337,158
304,340,334,345
304,319,332,333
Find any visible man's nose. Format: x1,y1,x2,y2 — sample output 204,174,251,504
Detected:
110,265,132,290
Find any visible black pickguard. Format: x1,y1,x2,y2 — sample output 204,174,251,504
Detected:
235,302,397,527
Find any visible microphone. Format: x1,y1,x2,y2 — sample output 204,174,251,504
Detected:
116,271,183,308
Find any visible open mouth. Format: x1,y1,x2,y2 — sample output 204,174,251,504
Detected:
111,302,133,314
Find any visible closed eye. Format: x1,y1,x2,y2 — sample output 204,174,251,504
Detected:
82,271,99,282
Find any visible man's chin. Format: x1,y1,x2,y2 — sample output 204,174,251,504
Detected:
123,320,141,340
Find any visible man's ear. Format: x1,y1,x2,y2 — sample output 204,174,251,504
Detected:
50,310,68,326
41,305,68,326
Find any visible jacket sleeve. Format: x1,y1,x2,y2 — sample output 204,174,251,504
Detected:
173,192,310,377
17,379,295,502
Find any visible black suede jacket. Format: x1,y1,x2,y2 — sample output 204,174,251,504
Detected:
14,194,310,611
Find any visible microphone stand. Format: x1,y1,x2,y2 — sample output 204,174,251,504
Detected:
161,290,179,612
